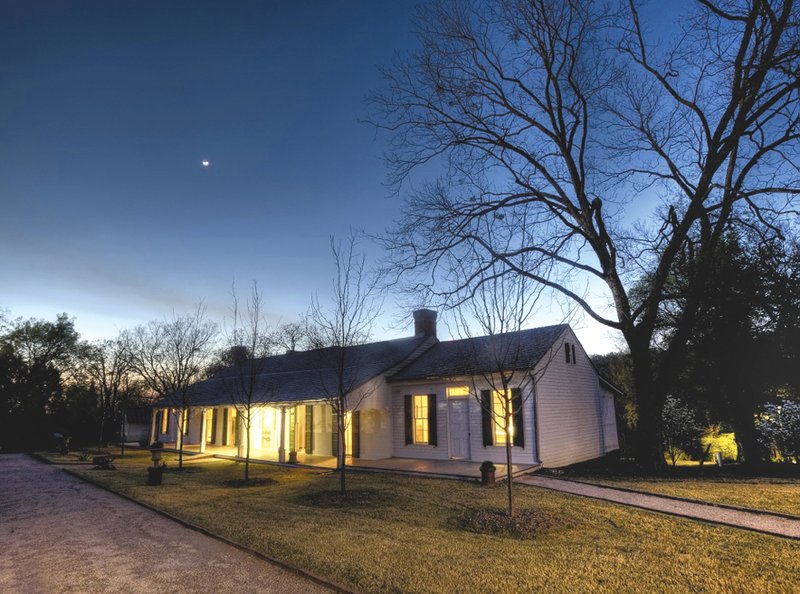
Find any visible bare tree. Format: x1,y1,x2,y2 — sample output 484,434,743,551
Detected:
77,337,132,446
125,306,217,469
371,0,800,467
223,281,274,482
309,235,383,494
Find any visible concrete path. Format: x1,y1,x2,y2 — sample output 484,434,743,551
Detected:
0,454,332,594
516,474,800,539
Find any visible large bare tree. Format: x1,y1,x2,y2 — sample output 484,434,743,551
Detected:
309,235,383,494
372,0,800,467
77,337,133,446
125,306,217,469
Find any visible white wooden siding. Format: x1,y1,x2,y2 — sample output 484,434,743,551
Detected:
534,328,605,468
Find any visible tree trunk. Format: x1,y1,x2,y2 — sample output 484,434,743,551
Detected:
177,408,185,470
630,348,665,470
731,401,764,466
505,425,514,517
245,410,251,482
339,411,346,495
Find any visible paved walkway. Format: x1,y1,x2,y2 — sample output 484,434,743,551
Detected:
0,454,332,594
517,474,800,539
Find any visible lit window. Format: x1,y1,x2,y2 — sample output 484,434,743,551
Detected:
413,395,429,444
447,386,470,398
492,390,514,444
160,409,169,434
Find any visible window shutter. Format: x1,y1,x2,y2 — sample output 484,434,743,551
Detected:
571,344,577,364
305,405,313,454
222,408,229,445
210,409,217,443
404,394,413,445
427,394,437,446
481,390,493,447
352,410,361,458
331,407,339,457
512,388,524,448
565,343,571,364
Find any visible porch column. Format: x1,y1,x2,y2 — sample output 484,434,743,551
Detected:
199,408,207,453
278,405,286,463
213,409,222,446
176,409,183,451
149,409,157,445
237,411,245,458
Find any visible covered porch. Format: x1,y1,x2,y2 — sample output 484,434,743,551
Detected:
159,442,538,481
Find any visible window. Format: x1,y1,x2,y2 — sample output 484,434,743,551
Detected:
160,409,169,434
492,390,514,445
565,343,577,365
404,394,437,446
413,395,429,444
447,386,470,398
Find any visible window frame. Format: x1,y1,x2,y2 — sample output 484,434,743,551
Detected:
412,394,429,444
491,389,514,445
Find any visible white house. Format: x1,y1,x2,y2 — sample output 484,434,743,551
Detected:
150,310,618,469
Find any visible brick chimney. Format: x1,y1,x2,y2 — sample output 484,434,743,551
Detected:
413,309,437,338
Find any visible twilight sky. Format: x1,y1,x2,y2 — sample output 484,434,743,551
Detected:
0,0,624,354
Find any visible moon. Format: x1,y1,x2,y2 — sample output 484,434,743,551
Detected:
201,159,210,168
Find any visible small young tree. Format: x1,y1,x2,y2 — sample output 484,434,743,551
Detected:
451,250,554,517
661,396,704,467
223,281,274,482
309,235,383,494
125,305,217,469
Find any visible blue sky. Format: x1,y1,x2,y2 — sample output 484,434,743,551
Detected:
0,0,626,353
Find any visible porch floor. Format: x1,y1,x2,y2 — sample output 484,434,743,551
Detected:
160,443,538,481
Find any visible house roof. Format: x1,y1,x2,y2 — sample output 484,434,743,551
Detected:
388,324,569,382
154,334,430,407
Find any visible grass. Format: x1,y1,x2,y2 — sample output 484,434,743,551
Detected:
41,449,800,593
574,475,800,517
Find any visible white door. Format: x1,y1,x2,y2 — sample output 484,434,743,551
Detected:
448,398,470,459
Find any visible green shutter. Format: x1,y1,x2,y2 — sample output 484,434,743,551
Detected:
352,410,361,459
305,405,313,454
512,388,524,448
210,409,217,444
222,408,229,445
289,407,296,451
404,394,413,445
427,394,437,446
481,390,493,447
331,407,339,457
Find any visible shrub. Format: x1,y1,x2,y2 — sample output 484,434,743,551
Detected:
662,396,704,466
756,401,800,463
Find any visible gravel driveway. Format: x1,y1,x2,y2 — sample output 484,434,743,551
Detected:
0,454,332,593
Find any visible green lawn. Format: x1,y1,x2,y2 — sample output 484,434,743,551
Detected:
43,450,800,593
573,475,800,517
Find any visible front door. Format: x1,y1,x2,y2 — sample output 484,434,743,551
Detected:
448,398,470,459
